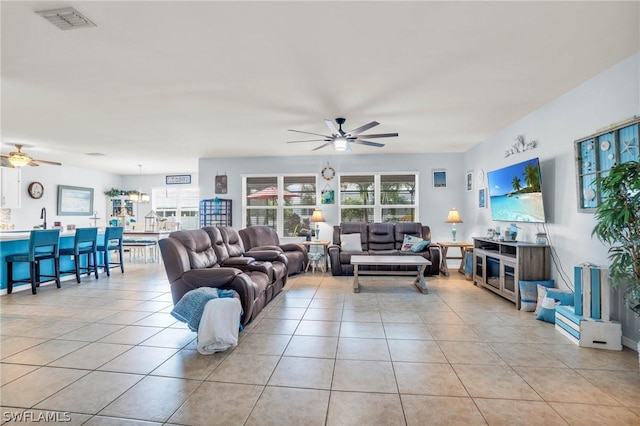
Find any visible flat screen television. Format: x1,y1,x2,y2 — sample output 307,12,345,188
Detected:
487,157,546,223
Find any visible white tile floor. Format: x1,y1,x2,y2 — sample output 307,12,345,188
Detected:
1,262,639,425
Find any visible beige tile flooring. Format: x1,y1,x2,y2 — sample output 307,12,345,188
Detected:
1,263,639,425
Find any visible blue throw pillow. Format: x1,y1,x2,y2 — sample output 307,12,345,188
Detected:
409,240,430,253
519,280,554,312
536,286,574,324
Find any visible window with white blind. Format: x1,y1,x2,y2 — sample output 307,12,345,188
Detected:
339,173,417,223
152,186,199,230
244,175,317,237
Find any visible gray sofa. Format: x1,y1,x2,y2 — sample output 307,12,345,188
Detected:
328,222,440,276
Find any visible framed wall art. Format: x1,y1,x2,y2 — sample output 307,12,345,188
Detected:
57,185,94,216
166,174,191,185
432,169,447,188
478,188,487,208
466,170,473,191
215,174,228,194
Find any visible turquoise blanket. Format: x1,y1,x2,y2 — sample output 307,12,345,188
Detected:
171,287,241,331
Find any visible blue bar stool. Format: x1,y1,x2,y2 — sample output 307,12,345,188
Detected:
6,229,61,294
59,227,99,283
98,226,124,276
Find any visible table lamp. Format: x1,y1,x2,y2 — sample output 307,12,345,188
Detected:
445,207,463,242
310,208,325,241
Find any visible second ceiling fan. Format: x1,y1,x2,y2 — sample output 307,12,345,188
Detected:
287,117,398,151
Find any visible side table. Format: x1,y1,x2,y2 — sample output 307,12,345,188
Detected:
301,240,330,272
436,242,473,276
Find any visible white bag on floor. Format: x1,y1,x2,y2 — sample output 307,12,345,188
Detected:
197,297,242,355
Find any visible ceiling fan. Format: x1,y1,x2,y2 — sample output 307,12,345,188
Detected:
0,144,62,168
287,117,398,151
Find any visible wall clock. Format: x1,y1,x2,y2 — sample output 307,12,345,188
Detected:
321,165,335,181
28,182,44,199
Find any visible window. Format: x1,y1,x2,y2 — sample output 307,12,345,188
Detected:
152,186,199,230
339,173,417,223
244,175,317,237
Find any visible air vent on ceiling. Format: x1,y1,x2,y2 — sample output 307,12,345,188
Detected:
36,7,96,31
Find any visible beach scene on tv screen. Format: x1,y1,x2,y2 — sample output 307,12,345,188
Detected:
488,158,546,223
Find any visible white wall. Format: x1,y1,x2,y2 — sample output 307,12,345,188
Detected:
463,52,640,346
199,153,466,242
7,165,122,230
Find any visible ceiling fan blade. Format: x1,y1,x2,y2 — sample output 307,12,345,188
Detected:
354,140,385,148
33,159,62,166
355,133,398,139
27,161,40,166
312,142,333,151
324,119,342,137
0,155,15,168
287,139,330,144
288,129,332,138
346,121,379,136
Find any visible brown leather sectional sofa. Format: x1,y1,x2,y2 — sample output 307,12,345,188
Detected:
328,222,441,276
158,226,289,326
239,225,309,275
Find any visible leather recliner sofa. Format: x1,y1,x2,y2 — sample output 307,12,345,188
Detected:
158,227,287,325
239,225,309,275
328,222,441,276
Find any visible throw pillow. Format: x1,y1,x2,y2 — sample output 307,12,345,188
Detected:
519,280,554,312
341,233,363,252
535,286,574,324
409,239,430,253
534,280,557,313
401,234,423,252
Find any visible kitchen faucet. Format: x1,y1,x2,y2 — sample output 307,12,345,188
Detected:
40,207,47,230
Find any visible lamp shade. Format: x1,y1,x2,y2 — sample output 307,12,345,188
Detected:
445,208,463,223
310,208,325,223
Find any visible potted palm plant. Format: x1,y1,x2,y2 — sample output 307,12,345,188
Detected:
591,160,640,315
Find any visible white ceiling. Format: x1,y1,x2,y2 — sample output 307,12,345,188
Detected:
2,1,638,175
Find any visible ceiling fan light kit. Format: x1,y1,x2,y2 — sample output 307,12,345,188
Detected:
1,144,62,168
287,117,398,152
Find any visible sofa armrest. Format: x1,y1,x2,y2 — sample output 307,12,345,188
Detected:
249,245,283,253
427,244,440,275
246,249,287,265
328,245,342,276
181,267,244,288
220,256,256,267
279,242,306,254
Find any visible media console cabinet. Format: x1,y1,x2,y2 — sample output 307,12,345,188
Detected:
472,237,551,309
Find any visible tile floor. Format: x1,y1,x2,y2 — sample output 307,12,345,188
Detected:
1,263,639,425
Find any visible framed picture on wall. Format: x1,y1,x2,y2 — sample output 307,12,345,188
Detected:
478,188,486,208
215,174,228,194
432,169,447,188
57,185,94,216
466,171,473,191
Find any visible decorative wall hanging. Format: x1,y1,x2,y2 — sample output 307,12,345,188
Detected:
321,163,335,181
432,169,447,188
466,171,473,191
215,172,228,194
478,188,487,208
574,115,639,212
505,135,538,157
166,174,191,184
321,183,335,204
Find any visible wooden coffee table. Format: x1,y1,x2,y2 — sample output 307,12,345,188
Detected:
350,255,432,294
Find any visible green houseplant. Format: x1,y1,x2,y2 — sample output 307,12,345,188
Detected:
591,160,640,314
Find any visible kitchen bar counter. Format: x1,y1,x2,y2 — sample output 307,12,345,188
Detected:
0,229,105,293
